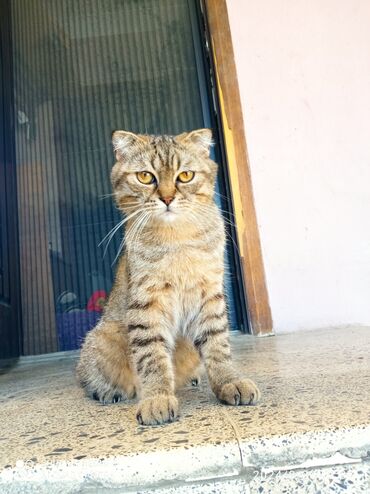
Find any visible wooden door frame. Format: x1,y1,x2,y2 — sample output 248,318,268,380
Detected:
0,0,21,360
204,0,273,336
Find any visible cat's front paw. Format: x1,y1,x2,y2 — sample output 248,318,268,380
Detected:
136,394,179,426
218,379,260,406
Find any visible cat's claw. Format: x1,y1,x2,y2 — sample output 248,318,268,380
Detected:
218,379,260,406
136,394,179,426
91,391,124,405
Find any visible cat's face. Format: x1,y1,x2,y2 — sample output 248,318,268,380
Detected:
111,129,217,226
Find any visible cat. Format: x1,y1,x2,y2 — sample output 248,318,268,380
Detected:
76,128,260,425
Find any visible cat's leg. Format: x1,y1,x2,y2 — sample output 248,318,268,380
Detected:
194,292,260,406
77,324,199,405
76,320,138,404
127,293,179,425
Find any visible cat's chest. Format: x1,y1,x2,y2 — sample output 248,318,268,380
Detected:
129,240,223,304
170,248,224,325
165,245,220,284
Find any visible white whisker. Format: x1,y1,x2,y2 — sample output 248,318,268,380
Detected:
99,208,144,257
213,190,234,206
99,192,116,200
111,212,146,265
184,203,242,257
195,203,237,228
129,211,152,252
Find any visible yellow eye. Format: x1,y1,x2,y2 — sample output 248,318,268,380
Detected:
137,171,155,184
177,171,194,183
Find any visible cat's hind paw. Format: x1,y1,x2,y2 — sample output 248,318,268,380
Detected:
218,379,260,406
81,380,136,405
91,391,124,405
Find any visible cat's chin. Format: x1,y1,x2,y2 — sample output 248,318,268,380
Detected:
160,211,177,224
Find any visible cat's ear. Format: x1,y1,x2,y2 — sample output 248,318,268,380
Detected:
112,130,149,161
176,128,213,157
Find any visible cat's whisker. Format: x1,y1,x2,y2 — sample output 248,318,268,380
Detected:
122,203,159,212
218,216,237,229
111,212,145,265
130,211,152,252
185,212,204,229
217,208,236,218
184,211,211,230
124,218,140,249
185,205,241,257
213,190,228,199
181,203,216,224
195,203,237,228
124,214,143,241
99,218,125,248
99,192,116,200
213,190,234,206
133,216,150,251
100,210,140,247
112,235,125,266
220,225,242,258
122,206,141,212
100,208,145,257
124,211,148,248
137,211,152,241
180,207,214,232
120,202,142,207
196,206,241,254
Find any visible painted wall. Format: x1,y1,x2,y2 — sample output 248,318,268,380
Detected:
226,0,370,331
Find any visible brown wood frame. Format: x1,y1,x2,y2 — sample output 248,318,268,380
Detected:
205,0,273,335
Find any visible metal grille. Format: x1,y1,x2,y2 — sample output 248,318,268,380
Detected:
12,0,204,354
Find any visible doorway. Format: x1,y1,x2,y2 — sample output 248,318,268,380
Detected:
0,0,248,357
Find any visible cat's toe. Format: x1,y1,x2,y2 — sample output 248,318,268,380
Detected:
218,379,260,406
136,394,179,426
89,389,124,405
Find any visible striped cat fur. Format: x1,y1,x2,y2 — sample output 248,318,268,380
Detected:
76,129,260,425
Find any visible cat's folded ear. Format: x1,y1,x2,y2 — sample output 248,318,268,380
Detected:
175,129,214,157
112,131,150,161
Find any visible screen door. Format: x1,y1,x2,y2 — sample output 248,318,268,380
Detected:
8,0,244,355
0,0,21,360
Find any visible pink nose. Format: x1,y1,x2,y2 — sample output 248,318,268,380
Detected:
160,196,174,206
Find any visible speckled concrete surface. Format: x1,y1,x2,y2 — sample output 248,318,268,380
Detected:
248,462,370,494
0,326,369,492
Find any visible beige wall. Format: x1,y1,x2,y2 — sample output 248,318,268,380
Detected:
226,0,370,331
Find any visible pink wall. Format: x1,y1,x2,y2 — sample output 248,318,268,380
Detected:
226,0,370,332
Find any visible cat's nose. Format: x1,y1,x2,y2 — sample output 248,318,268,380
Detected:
159,196,174,206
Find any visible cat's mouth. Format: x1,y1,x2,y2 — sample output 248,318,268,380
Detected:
161,209,177,222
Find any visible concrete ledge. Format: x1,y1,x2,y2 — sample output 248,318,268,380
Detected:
1,426,369,493
1,327,370,493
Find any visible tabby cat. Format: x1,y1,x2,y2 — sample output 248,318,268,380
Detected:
76,129,260,425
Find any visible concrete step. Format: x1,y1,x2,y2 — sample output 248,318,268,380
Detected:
1,327,369,493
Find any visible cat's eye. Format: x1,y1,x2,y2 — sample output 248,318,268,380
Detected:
177,171,194,183
137,171,155,185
